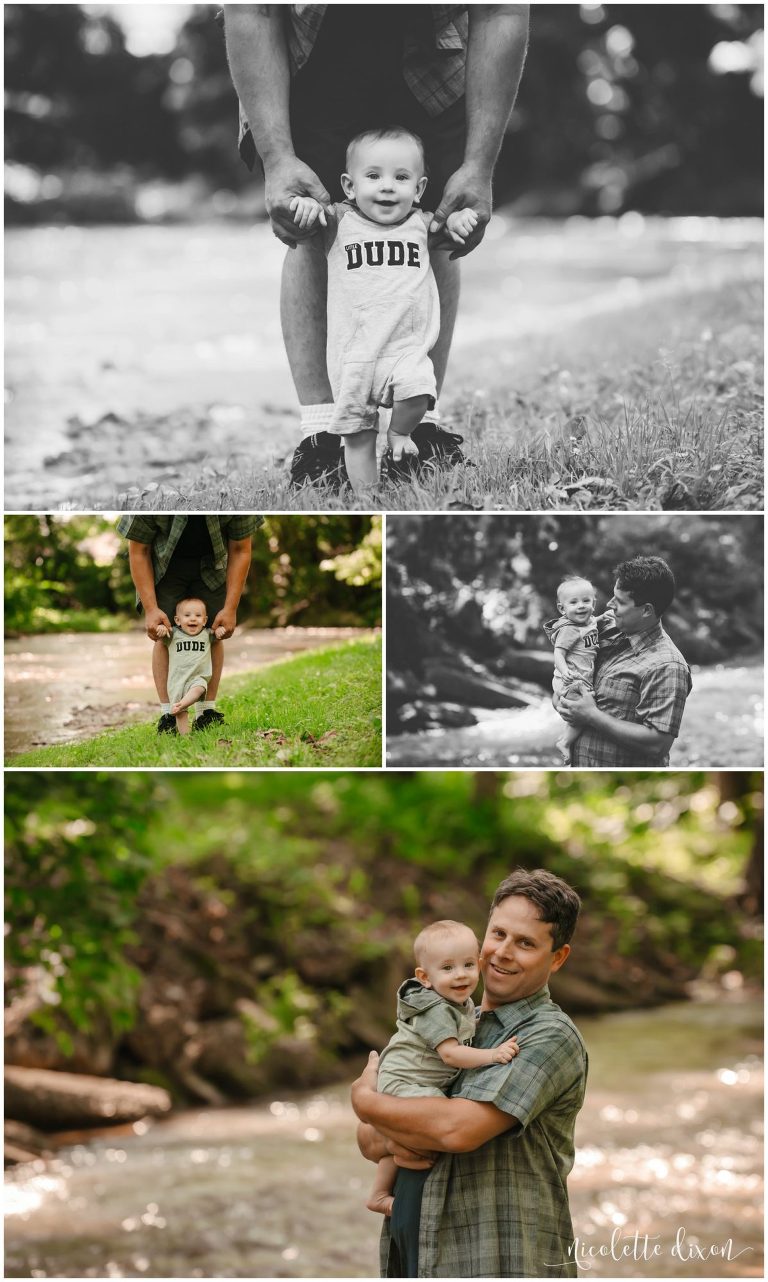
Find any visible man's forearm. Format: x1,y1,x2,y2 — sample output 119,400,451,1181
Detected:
589,708,673,755
223,5,294,165
353,1087,513,1155
224,540,253,610
128,543,158,612
464,5,530,174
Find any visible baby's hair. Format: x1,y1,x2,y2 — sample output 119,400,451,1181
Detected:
175,597,207,614
345,125,427,175
556,575,595,602
413,919,479,968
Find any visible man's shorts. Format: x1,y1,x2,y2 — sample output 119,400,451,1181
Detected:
245,8,467,210
151,557,226,626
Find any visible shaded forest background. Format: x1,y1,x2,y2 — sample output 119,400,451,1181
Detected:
4,771,763,1110
5,3,764,224
4,514,382,634
386,514,763,731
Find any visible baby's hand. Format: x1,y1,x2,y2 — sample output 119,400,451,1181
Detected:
214,626,227,640
155,623,169,639
170,701,182,716
492,1036,520,1064
387,430,420,463
289,195,327,230
445,208,479,244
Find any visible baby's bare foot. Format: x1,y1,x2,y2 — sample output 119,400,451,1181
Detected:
366,1192,395,1217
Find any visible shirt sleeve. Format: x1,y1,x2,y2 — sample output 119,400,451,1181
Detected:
634,661,691,736
222,515,263,540
116,515,157,543
553,625,580,652
409,1002,465,1051
453,1021,586,1128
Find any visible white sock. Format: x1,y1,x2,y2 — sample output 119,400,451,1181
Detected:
300,403,335,439
160,703,171,714
200,700,217,711
420,399,440,426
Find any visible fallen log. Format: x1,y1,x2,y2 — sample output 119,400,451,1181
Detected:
5,1065,172,1131
423,662,542,710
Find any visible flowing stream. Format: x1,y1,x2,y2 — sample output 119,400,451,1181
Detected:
4,998,762,1279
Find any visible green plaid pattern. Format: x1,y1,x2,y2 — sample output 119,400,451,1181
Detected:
116,515,263,602
571,623,691,767
380,987,587,1278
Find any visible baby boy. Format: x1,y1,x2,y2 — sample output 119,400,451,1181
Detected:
156,598,226,735
290,126,477,491
544,576,607,765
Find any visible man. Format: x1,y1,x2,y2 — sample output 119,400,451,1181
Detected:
352,868,586,1278
223,4,530,486
560,555,692,767
117,515,262,734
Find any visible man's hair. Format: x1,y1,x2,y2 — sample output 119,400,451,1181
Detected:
556,575,595,602
614,555,675,618
413,919,479,967
175,597,207,614
490,869,581,951
345,125,427,175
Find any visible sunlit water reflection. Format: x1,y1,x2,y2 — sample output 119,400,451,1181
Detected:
4,999,762,1278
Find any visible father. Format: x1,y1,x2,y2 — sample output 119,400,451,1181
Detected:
223,4,530,485
352,867,586,1278
117,515,263,734
561,554,692,767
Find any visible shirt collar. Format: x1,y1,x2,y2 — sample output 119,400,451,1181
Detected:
627,621,664,651
477,985,551,1030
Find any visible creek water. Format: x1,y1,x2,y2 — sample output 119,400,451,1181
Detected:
387,660,764,769
4,627,372,756
5,998,763,1279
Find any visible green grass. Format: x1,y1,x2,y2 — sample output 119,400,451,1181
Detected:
80,278,762,513
8,638,382,767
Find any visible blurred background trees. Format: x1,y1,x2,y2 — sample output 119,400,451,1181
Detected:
4,514,382,634
4,770,763,1100
5,3,764,223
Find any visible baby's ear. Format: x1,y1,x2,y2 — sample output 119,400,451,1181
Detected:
414,175,428,204
414,967,432,988
340,172,355,200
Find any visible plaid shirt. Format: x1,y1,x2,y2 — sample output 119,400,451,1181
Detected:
235,4,469,158
116,515,263,603
571,622,692,767
380,987,587,1278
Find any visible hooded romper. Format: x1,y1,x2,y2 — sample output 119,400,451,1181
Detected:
377,978,477,1098
325,205,439,436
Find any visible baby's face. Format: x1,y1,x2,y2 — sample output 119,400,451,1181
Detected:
341,137,427,224
416,927,481,1005
175,600,207,635
557,580,596,625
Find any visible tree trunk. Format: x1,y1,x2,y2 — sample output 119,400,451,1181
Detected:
4,1066,172,1131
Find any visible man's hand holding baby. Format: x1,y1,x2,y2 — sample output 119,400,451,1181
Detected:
145,607,173,641
430,164,491,258
211,607,237,639
559,687,598,726
264,156,331,246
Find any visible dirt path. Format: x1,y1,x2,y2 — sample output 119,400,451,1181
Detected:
4,627,372,755
4,217,761,508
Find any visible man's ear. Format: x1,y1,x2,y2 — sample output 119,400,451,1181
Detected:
341,172,355,200
549,944,570,975
414,175,428,204
414,967,432,988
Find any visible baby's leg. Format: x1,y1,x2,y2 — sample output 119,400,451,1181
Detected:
171,683,207,735
366,1155,396,1217
343,430,378,491
555,719,581,766
388,394,430,458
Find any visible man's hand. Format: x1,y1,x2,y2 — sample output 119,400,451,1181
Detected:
264,157,332,247
558,688,598,727
211,607,237,639
145,607,172,641
429,165,492,259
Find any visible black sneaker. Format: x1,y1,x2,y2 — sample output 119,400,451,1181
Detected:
192,708,225,732
384,422,468,482
157,713,178,735
290,432,349,491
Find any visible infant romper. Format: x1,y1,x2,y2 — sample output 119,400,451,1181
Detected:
544,615,599,697
325,205,439,435
377,978,477,1099
167,626,213,708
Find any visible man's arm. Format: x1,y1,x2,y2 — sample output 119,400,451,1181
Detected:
211,537,252,638
430,5,530,258
351,1053,517,1155
223,5,331,246
558,688,675,756
127,542,171,640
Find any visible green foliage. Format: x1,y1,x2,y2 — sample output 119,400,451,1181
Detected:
320,518,382,591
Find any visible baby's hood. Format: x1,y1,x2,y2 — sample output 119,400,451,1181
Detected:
395,977,449,1020
543,615,570,644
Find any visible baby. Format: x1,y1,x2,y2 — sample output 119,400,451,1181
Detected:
367,919,519,1217
290,126,477,491
543,576,603,766
156,598,225,735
